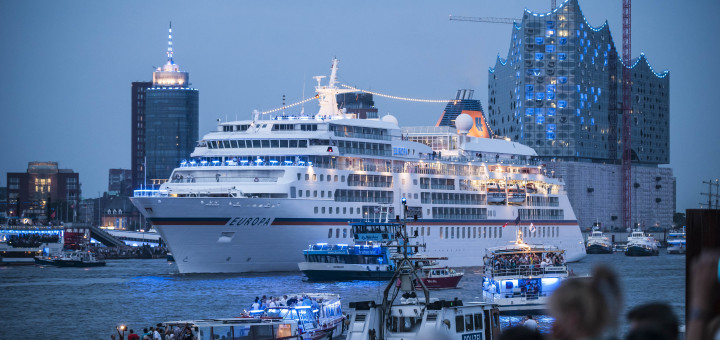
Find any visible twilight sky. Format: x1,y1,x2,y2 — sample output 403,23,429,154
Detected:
0,0,717,212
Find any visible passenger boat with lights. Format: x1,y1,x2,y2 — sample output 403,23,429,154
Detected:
585,226,613,254
162,318,300,340
245,293,344,339
345,201,501,340
624,229,659,256
131,58,586,273
34,250,106,267
481,229,568,315
666,227,686,254
299,219,463,288
0,226,63,266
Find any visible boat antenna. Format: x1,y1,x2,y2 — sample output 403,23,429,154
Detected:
301,72,306,115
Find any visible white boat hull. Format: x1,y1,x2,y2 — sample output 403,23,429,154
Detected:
132,196,586,274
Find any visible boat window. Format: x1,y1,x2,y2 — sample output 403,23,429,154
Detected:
334,175,338,182
321,207,325,214
297,173,301,181
306,190,310,197
451,227,454,239
299,140,308,147
329,191,333,198
237,140,246,148
320,174,324,181
313,174,317,181
455,315,465,332
271,140,279,148
328,228,332,238
252,140,261,148
499,227,502,238
343,228,347,238
465,315,474,331
336,228,340,238
336,207,339,214
462,227,466,239
280,139,289,148
474,314,483,329
299,190,303,197
290,187,296,198
327,205,331,213
314,191,317,197
427,227,431,236
350,207,354,214
321,191,325,198
290,140,298,147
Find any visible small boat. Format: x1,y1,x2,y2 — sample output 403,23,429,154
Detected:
34,250,106,267
0,226,64,266
245,293,345,339
481,229,569,315
667,227,686,254
624,229,659,256
410,255,464,289
345,201,502,340
585,227,613,254
507,183,527,204
167,252,175,262
487,182,507,204
162,317,300,340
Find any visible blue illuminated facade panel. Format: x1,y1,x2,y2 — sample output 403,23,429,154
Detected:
487,0,669,165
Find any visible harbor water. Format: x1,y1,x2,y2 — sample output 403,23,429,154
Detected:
0,252,684,339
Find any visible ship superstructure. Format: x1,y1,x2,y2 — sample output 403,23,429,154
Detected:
131,59,586,273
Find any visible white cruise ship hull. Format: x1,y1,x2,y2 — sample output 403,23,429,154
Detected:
132,196,586,274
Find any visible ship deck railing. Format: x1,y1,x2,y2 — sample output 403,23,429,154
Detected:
133,189,170,197
486,265,568,278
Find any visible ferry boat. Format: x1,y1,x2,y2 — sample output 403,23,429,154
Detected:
246,293,344,339
667,227,686,254
409,254,464,289
585,227,613,254
130,58,586,273
162,318,300,340
481,229,568,315
34,250,106,267
345,201,502,340
0,226,63,265
624,229,659,256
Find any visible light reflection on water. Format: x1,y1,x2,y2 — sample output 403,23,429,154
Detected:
0,252,684,338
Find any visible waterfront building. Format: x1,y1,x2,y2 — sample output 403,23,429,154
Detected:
131,81,153,190
6,162,81,221
108,169,132,197
138,23,199,187
0,186,6,219
486,0,674,230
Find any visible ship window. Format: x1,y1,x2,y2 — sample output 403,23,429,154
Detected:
343,207,346,214
280,140,289,148
321,207,325,214
462,227,466,239
305,174,309,181
238,140,246,148
350,207,354,214
321,191,325,198
314,191,317,197
499,227,502,238
455,315,465,332
313,174,317,181
421,227,424,236
299,140,308,147
320,174,324,181
451,227,455,239
252,140,261,148
336,207,339,214
427,227,431,236
271,140,279,148
494,227,498,238
483,227,487,238
328,228,332,237
223,140,230,148
474,314,483,329
343,228,347,238
329,191,333,198
290,140,298,147
414,193,418,199
341,175,345,182
305,190,310,197
336,228,340,238
327,205,331,213
473,227,477,238
465,315,474,331
315,207,318,214
290,187,296,198
334,175,338,182
297,173,301,180
298,190,303,198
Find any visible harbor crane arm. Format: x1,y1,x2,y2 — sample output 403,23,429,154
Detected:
448,15,517,24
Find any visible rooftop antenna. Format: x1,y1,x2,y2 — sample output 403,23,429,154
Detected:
301,72,306,115
282,94,286,116
167,22,174,64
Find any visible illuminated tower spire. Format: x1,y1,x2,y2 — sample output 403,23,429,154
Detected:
167,22,174,64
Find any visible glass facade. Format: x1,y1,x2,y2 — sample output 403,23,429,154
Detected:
487,0,669,164
145,87,199,185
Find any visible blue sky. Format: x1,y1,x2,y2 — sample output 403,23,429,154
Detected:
0,0,717,212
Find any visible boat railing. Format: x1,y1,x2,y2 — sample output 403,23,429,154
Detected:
133,189,169,197
487,264,567,278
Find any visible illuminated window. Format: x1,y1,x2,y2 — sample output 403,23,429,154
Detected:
546,124,557,140
558,53,567,61
536,108,544,116
536,92,545,100
558,100,567,108
536,116,545,124
546,21,554,29
558,77,567,84
535,53,544,61
545,45,555,53
547,92,555,100
526,108,535,116
535,37,544,45
559,37,567,45
547,108,556,116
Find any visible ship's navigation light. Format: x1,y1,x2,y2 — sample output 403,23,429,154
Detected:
327,147,333,152
402,197,407,205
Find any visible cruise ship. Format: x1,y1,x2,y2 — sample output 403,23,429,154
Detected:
131,59,586,273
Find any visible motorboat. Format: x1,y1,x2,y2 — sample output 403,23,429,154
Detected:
624,229,659,256
585,227,613,254
246,293,345,339
34,250,106,267
162,318,300,340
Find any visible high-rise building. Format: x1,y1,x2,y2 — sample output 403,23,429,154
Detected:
6,162,81,221
141,23,199,186
108,169,132,197
131,81,152,190
487,0,674,230
436,89,490,138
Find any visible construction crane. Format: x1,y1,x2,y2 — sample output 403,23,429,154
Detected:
621,0,632,230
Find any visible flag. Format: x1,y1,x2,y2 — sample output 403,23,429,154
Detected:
50,210,56,219
502,221,509,228
530,223,536,233
514,215,521,225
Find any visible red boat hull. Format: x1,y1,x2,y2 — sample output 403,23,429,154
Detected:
418,274,463,289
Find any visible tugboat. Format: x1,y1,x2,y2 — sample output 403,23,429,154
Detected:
345,199,501,340
34,250,106,267
481,229,569,315
245,293,345,339
624,229,659,256
585,227,613,254
408,254,464,289
666,227,686,254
